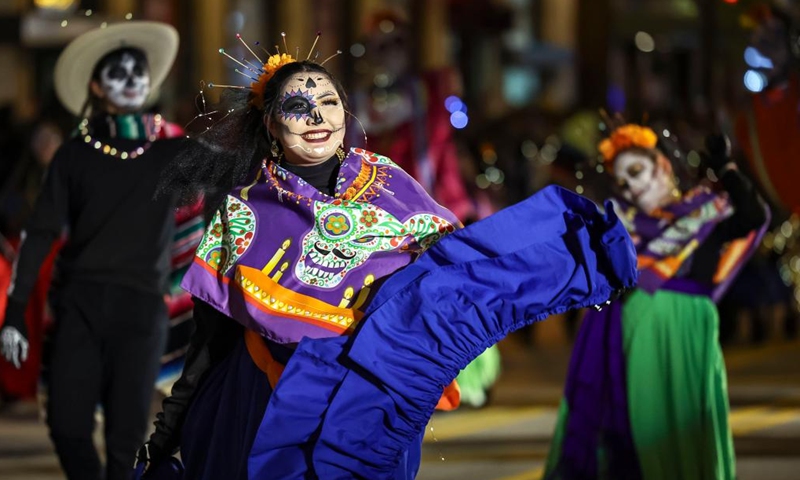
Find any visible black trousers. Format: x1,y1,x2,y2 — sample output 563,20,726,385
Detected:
46,281,167,480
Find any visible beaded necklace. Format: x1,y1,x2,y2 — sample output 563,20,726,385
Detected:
78,114,163,159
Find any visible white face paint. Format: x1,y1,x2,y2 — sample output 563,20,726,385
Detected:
613,150,675,214
98,52,151,112
271,72,346,166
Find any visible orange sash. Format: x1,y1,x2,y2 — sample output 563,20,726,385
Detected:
244,329,460,411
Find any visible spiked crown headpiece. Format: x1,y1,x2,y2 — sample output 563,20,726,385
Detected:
211,32,341,110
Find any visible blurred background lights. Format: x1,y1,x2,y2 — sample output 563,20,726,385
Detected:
475,174,490,189
544,134,561,149
445,95,465,113
378,19,395,33
687,150,702,168
521,140,538,159
446,96,469,129
374,73,390,88
539,144,558,164
744,47,774,69
634,31,655,53
485,167,502,184
744,70,767,92
450,111,468,129
350,43,366,58
228,11,245,31
782,220,794,238
34,0,75,9
480,144,498,165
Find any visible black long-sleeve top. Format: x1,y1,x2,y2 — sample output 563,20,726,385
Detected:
6,125,185,322
685,167,768,283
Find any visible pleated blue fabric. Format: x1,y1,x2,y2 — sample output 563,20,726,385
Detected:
247,186,638,479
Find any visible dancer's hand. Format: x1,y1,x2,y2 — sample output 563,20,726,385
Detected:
592,287,630,311
1,299,29,369
136,441,169,473
1,326,29,369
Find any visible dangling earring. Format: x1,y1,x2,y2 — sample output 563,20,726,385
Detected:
345,109,368,149
670,175,681,200
271,140,283,163
336,145,346,163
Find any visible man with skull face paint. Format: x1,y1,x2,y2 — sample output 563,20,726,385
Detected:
545,125,769,480
0,22,188,480
137,35,638,479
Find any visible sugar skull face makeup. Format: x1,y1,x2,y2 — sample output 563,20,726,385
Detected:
613,150,676,214
270,72,346,165
96,49,151,112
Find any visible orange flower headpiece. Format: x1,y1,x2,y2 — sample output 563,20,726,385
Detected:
598,124,659,165
210,32,341,110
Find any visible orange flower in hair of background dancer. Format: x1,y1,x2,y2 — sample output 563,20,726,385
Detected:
598,124,659,165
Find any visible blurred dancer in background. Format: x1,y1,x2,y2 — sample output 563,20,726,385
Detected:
546,125,768,480
0,21,189,480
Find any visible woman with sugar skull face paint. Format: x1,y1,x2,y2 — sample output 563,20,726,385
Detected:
91,48,152,114
137,33,637,479
545,125,770,480
0,22,205,480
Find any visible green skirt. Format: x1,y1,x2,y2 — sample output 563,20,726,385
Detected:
546,289,736,479
456,344,501,408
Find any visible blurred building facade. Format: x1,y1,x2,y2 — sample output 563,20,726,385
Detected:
0,0,777,204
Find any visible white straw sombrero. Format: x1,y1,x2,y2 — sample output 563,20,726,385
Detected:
54,21,179,115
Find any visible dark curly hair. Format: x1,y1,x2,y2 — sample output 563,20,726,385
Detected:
158,60,349,207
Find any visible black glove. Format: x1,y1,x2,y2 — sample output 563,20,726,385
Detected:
591,287,631,311
1,298,29,369
703,133,735,175
136,441,171,473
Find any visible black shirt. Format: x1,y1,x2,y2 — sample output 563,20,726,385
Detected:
280,155,341,196
7,130,185,308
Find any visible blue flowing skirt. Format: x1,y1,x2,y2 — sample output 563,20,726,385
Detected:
180,338,271,480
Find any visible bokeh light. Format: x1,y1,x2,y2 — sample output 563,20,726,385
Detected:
744,47,774,69
634,31,655,53
450,111,469,129
744,70,767,92
350,43,366,58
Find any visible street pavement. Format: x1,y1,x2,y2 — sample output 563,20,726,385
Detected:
1,316,799,480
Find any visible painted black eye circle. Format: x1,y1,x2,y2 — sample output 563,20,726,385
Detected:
107,66,127,79
281,96,312,115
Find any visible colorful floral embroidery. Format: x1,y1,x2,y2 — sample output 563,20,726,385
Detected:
324,214,350,235
296,201,455,289
360,210,378,227
210,223,225,238
234,231,254,255
196,195,257,274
